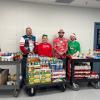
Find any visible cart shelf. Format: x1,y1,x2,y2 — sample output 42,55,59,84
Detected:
0,61,21,97
66,57,100,91
24,78,66,96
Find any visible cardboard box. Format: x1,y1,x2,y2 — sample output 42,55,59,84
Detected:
0,69,9,85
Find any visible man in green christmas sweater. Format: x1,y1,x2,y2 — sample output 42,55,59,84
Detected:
67,33,80,57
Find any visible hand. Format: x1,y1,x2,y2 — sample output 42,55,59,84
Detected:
73,51,79,57
29,52,34,54
59,52,64,55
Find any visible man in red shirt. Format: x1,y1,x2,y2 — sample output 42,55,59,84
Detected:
53,29,68,69
38,34,53,57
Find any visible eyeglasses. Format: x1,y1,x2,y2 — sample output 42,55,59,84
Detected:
58,32,65,34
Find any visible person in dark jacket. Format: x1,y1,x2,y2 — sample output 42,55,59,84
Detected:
20,27,36,87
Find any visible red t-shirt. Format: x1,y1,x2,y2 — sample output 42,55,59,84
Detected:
53,37,68,58
38,42,53,57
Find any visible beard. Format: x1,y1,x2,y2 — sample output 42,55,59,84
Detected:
59,35,63,38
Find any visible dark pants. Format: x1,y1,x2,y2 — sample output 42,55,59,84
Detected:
60,58,68,78
21,55,27,87
59,58,67,70
62,58,67,69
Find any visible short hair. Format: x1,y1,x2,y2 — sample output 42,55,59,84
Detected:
26,27,32,31
42,34,48,38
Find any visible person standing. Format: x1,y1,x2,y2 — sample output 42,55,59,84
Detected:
20,27,36,87
38,34,53,57
66,33,81,80
67,33,80,57
53,29,68,69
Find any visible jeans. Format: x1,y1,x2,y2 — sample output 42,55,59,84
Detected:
21,55,27,87
60,58,68,78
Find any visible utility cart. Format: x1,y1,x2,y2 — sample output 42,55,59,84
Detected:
0,61,21,97
24,79,66,96
67,57,100,91
24,54,67,96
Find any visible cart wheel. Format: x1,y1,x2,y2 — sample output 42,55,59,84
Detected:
26,87,36,96
72,83,80,91
93,82,100,89
60,83,66,92
13,90,19,97
87,82,92,87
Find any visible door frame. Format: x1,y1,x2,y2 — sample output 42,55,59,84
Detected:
94,22,100,50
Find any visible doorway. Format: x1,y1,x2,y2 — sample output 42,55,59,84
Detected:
93,22,100,73
94,22,100,50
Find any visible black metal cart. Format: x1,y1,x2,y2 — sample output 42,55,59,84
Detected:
24,79,66,96
67,58,100,91
0,61,21,97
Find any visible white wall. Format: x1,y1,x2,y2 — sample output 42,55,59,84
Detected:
0,0,100,53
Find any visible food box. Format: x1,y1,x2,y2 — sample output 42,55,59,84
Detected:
0,69,9,85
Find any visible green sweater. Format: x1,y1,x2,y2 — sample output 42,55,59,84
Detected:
67,40,80,55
